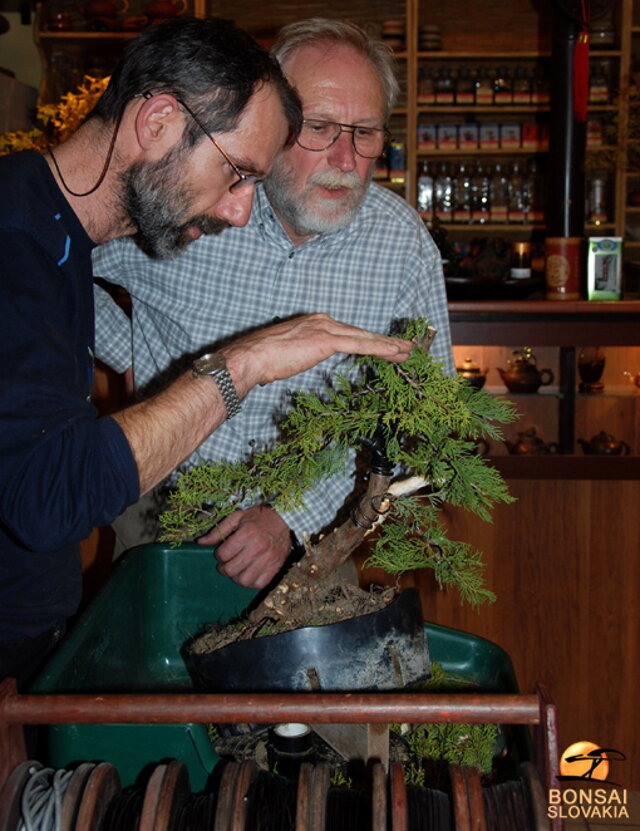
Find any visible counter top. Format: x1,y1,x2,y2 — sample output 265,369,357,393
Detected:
448,299,640,314
447,299,640,345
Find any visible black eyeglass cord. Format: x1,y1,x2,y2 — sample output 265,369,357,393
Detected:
47,110,124,199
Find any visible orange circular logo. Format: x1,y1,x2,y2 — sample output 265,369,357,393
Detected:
560,741,610,781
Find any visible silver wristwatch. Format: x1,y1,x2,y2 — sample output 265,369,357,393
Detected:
192,352,241,419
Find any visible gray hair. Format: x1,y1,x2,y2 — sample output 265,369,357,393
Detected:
270,18,399,120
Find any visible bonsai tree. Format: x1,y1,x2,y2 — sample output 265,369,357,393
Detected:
159,320,517,638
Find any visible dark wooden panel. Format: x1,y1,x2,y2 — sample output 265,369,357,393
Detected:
489,455,640,479
356,479,640,790
448,301,640,346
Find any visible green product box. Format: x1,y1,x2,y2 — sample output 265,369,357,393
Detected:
587,236,623,300
31,544,523,788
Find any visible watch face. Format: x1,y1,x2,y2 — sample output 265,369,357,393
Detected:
195,352,227,374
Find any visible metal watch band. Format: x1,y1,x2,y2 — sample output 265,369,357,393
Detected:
192,354,242,420
211,368,242,419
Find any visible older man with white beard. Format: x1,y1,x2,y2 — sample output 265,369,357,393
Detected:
93,17,454,589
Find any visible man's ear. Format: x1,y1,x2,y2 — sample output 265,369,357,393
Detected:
134,93,182,152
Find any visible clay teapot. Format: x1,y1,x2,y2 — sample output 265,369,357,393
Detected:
145,0,186,22
456,356,487,390
577,431,630,456
504,427,559,456
78,0,128,29
623,371,640,391
498,347,554,394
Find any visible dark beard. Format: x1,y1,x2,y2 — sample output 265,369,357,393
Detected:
121,149,229,260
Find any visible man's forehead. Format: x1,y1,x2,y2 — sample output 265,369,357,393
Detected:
226,82,289,171
284,41,367,79
283,42,385,115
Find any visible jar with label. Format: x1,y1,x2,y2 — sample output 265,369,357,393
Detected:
435,66,455,105
493,66,513,104
475,67,494,106
531,64,550,105
455,66,475,105
512,66,532,105
589,62,610,104
417,67,435,105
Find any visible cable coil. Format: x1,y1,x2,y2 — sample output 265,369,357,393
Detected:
17,766,74,831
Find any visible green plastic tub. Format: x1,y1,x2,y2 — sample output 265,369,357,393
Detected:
31,543,521,789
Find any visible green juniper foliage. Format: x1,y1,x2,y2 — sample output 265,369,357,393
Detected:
401,722,499,775
160,320,517,607
392,665,500,779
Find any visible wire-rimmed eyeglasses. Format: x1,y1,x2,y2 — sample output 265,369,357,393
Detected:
142,91,263,193
297,119,391,159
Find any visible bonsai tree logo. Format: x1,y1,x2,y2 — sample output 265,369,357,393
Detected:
559,741,626,782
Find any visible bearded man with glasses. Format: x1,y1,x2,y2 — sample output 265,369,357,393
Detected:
93,18,454,591
0,17,415,689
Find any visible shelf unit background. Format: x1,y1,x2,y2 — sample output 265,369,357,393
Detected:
452,343,640,456
34,0,640,275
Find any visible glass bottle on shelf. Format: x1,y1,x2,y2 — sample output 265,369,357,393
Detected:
417,67,435,105
587,174,609,224
489,163,509,223
435,66,455,105
507,162,526,223
434,162,453,223
417,161,434,219
589,61,610,104
475,67,494,106
455,66,475,106
493,66,513,105
512,65,532,105
471,163,491,224
522,159,544,224
452,162,472,223
531,64,550,106
521,162,533,222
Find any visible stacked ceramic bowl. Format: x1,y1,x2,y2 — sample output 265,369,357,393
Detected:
419,23,442,51
382,19,405,52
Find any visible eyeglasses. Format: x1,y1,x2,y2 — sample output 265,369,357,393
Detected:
176,98,264,193
141,92,262,193
297,119,391,159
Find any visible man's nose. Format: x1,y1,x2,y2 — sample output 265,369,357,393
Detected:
214,185,254,227
327,129,358,172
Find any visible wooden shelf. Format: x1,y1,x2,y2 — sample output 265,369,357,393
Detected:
418,148,548,157
434,222,544,231
489,454,640,479
417,49,621,59
421,222,616,232
448,299,640,346
38,30,137,39
417,148,547,157
417,105,550,114
418,51,551,59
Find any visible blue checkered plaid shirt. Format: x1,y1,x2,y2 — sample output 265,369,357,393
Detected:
93,183,454,542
